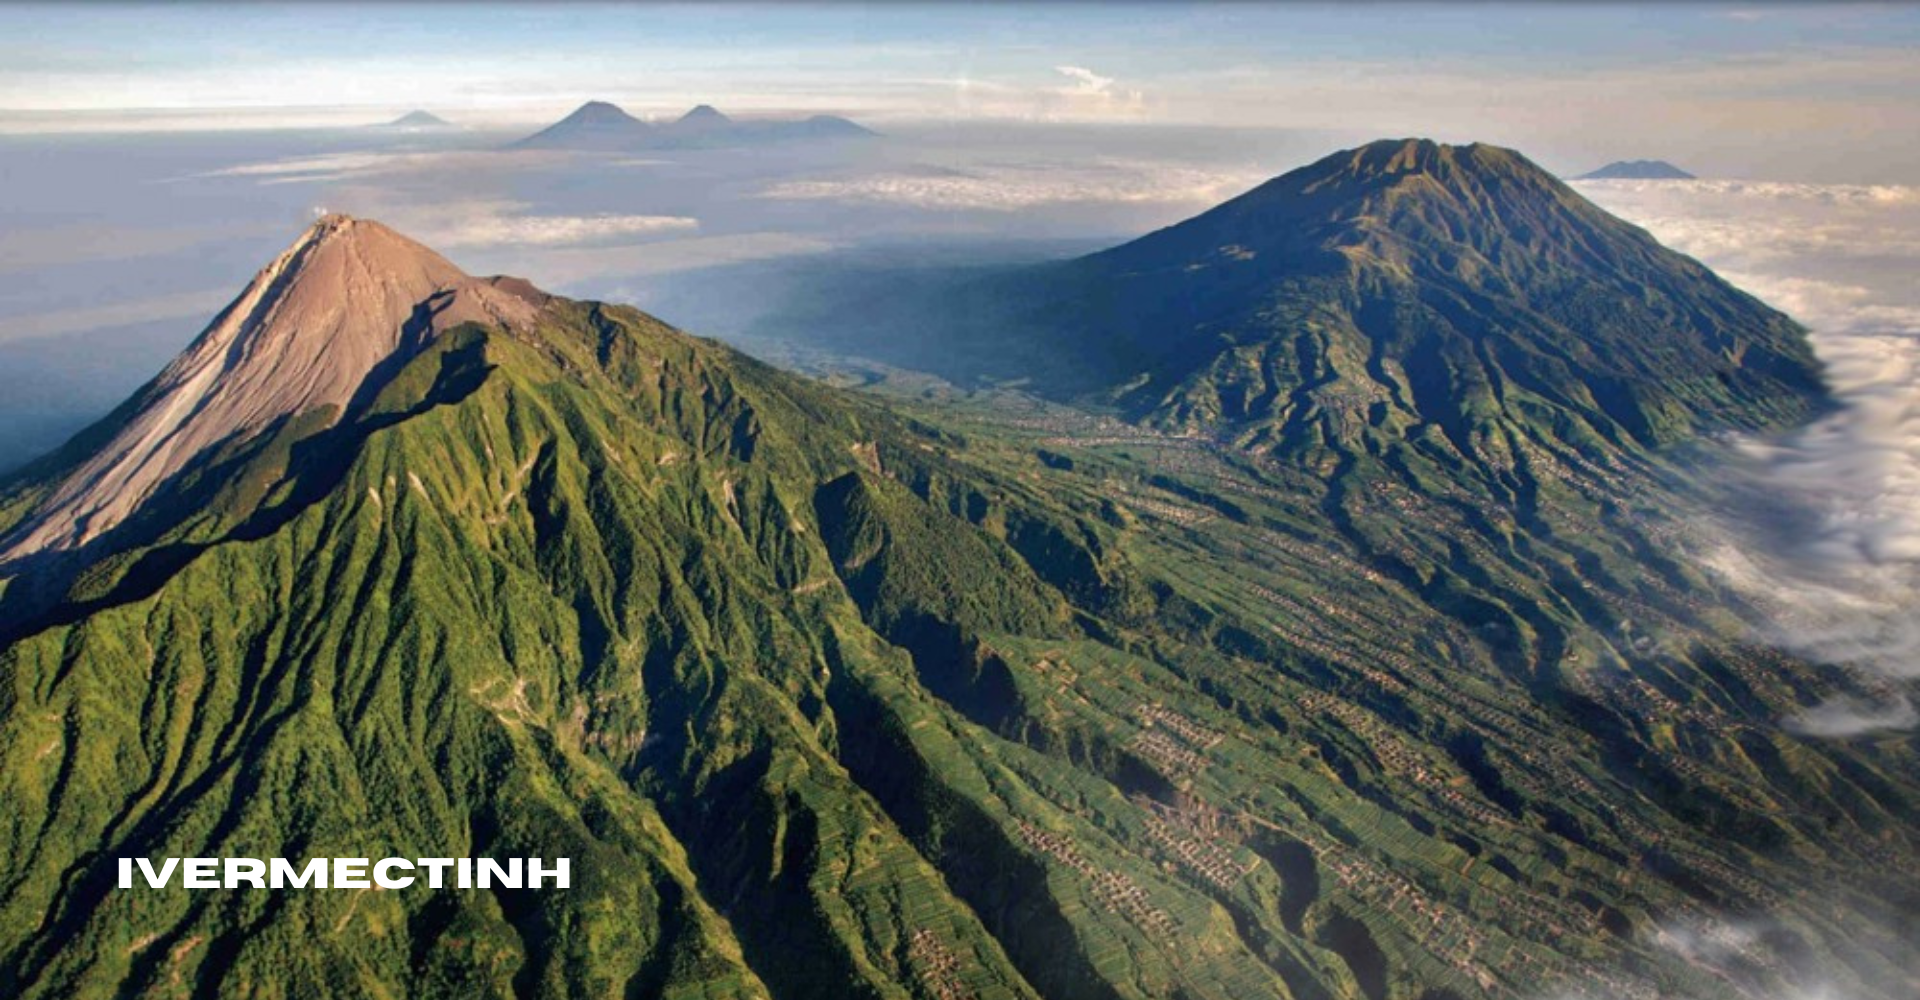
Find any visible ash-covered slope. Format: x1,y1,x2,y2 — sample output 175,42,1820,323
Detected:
0,215,542,562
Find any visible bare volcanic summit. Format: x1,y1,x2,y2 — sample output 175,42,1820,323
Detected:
1,215,546,561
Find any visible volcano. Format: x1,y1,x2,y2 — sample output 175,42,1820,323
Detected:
510,99,654,150
0,175,1910,1000
1,215,544,561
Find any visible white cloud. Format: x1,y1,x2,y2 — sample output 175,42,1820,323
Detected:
326,198,697,251
1538,909,1898,999
427,205,698,249
881,65,1153,123
1051,65,1146,120
202,151,411,183
1054,65,1115,96
503,233,838,287
1642,913,1901,1000
196,149,568,186
759,160,1264,212
1785,693,1919,738
1580,178,1920,723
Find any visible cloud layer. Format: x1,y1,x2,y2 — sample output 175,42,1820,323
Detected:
412,201,698,249
759,159,1266,211
197,149,548,184
1577,179,1920,734
1783,693,1920,738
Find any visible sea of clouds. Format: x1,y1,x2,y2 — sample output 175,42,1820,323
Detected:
757,157,1271,212
1577,179,1920,736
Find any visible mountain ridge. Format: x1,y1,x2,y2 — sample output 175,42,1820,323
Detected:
512,99,876,151
0,169,1913,1000
0,215,545,563
776,138,1825,459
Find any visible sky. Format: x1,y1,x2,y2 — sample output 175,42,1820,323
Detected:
2,3,1919,179
1,1,1919,591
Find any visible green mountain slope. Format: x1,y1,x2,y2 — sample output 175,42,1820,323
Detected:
769,140,1824,460
0,209,1913,1000
1073,141,1820,444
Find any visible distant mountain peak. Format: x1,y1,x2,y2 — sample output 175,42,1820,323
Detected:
794,113,879,137
1576,159,1696,180
0,216,545,561
677,104,731,124
382,110,453,129
512,99,653,150
514,99,874,150
666,104,736,136
561,100,644,125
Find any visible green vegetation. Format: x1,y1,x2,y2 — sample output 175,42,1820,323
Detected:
0,142,1913,999
770,139,1825,461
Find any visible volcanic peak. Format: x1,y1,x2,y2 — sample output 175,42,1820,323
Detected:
0,215,545,560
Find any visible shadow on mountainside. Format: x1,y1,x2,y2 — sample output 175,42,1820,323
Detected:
0,326,494,647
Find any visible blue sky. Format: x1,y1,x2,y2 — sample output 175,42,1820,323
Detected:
0,3,1916,179
3,3,1916,121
